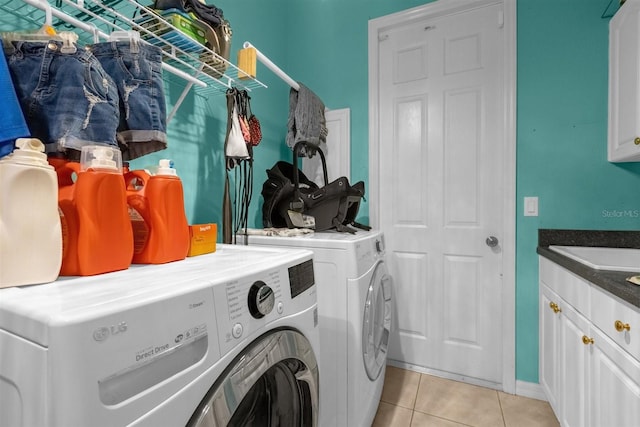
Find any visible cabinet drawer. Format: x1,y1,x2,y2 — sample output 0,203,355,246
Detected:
540,258,590,316
591,285,640,361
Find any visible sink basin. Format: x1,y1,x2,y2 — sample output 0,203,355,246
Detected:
548,245,640,272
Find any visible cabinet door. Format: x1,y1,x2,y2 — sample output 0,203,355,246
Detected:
558,300,590,427
540,285,561,412
609,0,640,162
591,285,640,359
589,326,640,427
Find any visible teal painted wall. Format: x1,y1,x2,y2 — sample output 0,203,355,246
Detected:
4,0,640,386
517,0,640,383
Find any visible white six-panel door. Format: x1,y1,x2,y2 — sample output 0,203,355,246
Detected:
374,1,507,385
302,108,350,186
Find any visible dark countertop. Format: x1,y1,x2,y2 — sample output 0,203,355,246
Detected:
537,230,640,309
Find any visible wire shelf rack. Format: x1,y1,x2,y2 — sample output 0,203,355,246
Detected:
0,0,266,115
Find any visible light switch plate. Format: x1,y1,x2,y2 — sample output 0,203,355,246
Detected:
524,197,538,217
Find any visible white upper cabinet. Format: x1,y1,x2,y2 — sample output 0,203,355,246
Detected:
609,0,640,162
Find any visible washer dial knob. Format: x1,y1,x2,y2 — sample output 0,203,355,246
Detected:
248,281,275,319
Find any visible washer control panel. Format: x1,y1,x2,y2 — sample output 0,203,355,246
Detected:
212,256,317,355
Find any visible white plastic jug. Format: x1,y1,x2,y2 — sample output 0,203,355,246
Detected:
0,138,62,287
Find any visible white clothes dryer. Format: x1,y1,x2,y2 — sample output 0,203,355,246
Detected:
0,245,319,427
240,230,393,427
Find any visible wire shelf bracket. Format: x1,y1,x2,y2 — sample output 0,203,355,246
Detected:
243,41,299,91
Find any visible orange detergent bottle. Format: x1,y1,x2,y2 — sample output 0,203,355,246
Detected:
125,159,189,264
53,145,133,276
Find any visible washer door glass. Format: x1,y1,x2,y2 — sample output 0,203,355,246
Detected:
229,360,310,426
188,329,319,427
362,262,393,381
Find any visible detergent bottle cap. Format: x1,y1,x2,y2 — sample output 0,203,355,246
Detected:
156,159,177,176
0,138,50,167
80,145,122,173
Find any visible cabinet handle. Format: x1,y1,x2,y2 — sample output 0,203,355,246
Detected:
635,137,640,145
582,335,595,345
614,320,631,332
549,302,562,313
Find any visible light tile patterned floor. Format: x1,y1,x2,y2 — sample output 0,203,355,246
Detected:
373,367,560,427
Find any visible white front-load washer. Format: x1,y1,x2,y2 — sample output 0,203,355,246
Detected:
0,244,320,427
240,230,393,427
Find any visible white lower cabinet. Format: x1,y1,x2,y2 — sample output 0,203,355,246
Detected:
541,283,590,427
589,325,640,427
558,297,590,427
539,258,640,427
540,289,560,410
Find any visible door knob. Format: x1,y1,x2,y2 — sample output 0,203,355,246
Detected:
486,236,499,248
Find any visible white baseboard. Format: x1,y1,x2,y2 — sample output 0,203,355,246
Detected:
387,360,548,402
515,380,547,401
386,360,502,391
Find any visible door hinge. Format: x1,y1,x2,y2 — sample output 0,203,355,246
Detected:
497,8,504,28
379,33,389,42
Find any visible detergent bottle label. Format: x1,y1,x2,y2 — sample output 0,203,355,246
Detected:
128,206,149,255
59,206,68,260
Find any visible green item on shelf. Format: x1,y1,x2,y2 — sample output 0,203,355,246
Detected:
136,8,206,52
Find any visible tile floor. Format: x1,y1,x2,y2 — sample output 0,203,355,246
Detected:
373,366,560,427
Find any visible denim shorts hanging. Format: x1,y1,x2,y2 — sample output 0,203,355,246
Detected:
89,41,167,161
4,40,119,156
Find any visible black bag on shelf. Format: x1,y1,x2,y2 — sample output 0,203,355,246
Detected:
261,141,370,233
153,0,224,28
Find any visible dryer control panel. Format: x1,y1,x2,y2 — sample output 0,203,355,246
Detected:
355,233,385,277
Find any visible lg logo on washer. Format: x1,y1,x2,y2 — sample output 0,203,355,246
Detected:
93,322,128,342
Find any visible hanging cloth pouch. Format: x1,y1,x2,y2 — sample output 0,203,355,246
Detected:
248,115,261,146
244,91,262,146
236,90,261,145
238,108,251,144
224,88,250,169
235,90,251,143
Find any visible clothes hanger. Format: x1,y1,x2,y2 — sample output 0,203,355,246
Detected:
1,29,78,54
108,30,141,52
1,0,85,54
1,0,63,46
108,30,140,42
